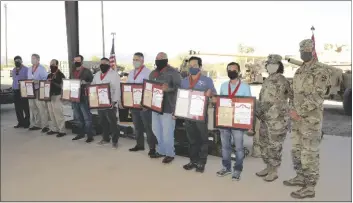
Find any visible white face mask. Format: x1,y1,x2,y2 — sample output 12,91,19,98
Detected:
133,61,141,68
266,64,279,74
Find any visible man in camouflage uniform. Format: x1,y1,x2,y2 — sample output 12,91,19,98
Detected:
284,39,331,199
255,54,292,182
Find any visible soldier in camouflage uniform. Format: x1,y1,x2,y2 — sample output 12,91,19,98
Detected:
284,39,331,199
255,54,292,182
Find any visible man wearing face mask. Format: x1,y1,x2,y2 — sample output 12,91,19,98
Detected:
46,59,66,137
12,56,30,128
127,52,158,157
255,54,292,182
284,39,331,199
70,55,95,143
91,57,121,149
180,56,216,173
149,52,181,164
27,54,50,132
215,62,252,181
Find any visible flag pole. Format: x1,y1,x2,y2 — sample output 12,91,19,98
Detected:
101,1,105,57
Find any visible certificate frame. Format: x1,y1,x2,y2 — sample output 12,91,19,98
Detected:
120,83,143,109
38,80,51,101
61,79,81,103
173,88,208,123
213,95,256,131
141,79,164,114
18,79,36,99
87,83,112,109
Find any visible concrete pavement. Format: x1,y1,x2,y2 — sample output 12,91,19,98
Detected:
0,103,351,201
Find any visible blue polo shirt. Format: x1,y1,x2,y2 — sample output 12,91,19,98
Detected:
180,75,217,94
219,80,252,97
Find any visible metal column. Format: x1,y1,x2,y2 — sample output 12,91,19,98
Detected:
65,1,79,79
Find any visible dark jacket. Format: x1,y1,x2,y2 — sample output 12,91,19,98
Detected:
70,67,93,98
47,71,66,96
149,66,181,114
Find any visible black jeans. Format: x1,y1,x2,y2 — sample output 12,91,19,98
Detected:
13,90,30,127
184,120,209,165
131,109,157,149
98,108,120,144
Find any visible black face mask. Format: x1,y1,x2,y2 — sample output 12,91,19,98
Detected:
74,62,82,68
228,71,238,80
155,59,168,70
50,65,58,73
15,62,21,68
300,52,313,62
100,64,110,73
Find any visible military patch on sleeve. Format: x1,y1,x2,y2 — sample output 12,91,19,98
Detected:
321,75,327,81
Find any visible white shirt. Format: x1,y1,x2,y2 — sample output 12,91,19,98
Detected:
92,69,121,103
127,66,151,84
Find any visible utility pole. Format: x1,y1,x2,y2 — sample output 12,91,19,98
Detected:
101,1,105,57
4,3,8,67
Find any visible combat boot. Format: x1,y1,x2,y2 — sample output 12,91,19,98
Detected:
290,186,315,199
251,145,262,158
283,175,305,186
263,166,278,182
255,165,269,177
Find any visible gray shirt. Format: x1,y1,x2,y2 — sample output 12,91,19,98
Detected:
149,66,181,114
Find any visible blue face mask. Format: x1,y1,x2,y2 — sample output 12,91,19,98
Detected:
189,67,200,75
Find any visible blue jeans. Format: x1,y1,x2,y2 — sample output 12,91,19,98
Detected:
220,129,245,172
72,97,95,138
152,112,176,157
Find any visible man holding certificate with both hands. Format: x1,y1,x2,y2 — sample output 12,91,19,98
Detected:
179,56,217,173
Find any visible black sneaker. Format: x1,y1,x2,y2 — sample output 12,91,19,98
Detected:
129,146,145,152
56,133,66,137
232,171,241,181
195,164,205,173
41,127,49,133
47,131,58,135
162,156,174,164
183,162,197,170
148,149,156,156
29,126,41,131
72,134,85,141
216,168,232,177
85,137,94,143
112,143,118,149
97,140,110,145
150,152,164,159
14,123,22,128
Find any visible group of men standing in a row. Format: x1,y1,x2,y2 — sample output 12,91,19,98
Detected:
11,38,330,199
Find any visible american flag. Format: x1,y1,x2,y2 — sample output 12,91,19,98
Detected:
109,37,116,69
311,32,318,61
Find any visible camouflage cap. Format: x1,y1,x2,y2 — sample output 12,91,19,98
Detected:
299,39,313,52
266,54,282,64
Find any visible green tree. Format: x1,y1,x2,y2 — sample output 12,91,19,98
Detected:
91,56,100,62
237,43,255,54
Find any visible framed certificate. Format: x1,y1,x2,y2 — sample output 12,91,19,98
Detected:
214,96,256,131
174,88,208,122
61,79,81,102
38,80,51,101
19,80,35,99
120,83,143,109
141,79,164,114
87,83,112,109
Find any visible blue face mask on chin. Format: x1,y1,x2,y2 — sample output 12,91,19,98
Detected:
189,67,200,75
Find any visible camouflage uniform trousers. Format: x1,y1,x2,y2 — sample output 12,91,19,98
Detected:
291,116,322,187
251,118,262,157
259,118,288,168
